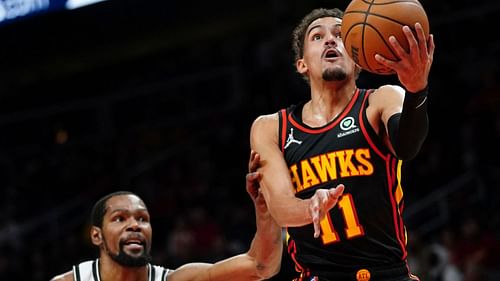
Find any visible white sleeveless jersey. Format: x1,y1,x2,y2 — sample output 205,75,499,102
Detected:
73,259,171,281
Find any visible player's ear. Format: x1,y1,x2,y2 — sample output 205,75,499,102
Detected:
354,64,362,79
296,58,308,74
90,226,103,246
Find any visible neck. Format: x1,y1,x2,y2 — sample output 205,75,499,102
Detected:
303,80,357,127
98,257,149,281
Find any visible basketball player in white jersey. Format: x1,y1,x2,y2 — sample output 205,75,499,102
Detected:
50,151,283,281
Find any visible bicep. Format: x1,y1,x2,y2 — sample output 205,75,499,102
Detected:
367,85,405,152
250,115,296,209
374,85,405,128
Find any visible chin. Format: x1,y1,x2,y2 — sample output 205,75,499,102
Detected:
322,68,347,81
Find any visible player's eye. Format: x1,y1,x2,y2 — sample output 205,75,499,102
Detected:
312,34,322,41
113,216,124,222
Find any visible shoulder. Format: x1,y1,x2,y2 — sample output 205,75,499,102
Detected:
50,270,74,281
252,112,280,124
250,113,280,134
51,260,94,281
370,84,405,99
368,84,405,108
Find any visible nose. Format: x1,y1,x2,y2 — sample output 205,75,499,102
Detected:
127,218,141,231
325,33,338,47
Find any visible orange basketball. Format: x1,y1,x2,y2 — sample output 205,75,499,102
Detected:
341,0,429,75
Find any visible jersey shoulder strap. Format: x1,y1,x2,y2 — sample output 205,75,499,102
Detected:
277,103,301,152
73,259,98,281
150,264,171,281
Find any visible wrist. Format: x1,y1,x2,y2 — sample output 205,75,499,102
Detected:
404,85,428,109
406,85,428,95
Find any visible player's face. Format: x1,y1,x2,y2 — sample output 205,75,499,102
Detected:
297,17,357,82
100,194,153,267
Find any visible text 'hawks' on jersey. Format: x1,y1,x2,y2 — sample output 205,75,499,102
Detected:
289,148,374,193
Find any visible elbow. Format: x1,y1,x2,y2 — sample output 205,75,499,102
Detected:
394,129,428,161
388,110,429,161
395,141,424,161
264,266,281,280
255,263,281,280
250,241,283,280
274,217,289,228
395,145,420,161
395,137,424,161
392,125,429,161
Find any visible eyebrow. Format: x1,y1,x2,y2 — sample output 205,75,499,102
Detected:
306,23,342,36
306,25,323,36
108,208,148,215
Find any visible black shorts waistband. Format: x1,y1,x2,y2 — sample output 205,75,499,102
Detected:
301,261,411,281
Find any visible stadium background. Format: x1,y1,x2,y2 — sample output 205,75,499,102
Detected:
0,0,499,280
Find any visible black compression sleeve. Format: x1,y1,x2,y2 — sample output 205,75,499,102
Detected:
388,87,429,160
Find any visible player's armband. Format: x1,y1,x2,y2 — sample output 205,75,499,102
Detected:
388,87,429,160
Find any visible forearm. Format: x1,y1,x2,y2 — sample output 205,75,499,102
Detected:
266,195,313,227
169,218,282,281
259,166,313,227
388,86,429,160
247,213,283,279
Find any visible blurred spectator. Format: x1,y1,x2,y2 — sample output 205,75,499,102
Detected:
450,215,500,281
166,217,195,268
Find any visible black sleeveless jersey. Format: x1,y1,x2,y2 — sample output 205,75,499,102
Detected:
278,88,409,277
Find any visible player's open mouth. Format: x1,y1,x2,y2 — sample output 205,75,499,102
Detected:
122,236,146,247
124,239,144,245
123,239,145,251
324,49,339,59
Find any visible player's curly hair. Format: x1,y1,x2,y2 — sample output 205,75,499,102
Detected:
91,191,138,227
292,8,344,62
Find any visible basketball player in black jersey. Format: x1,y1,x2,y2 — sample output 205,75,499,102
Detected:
250,8,434,281
50,151,283,281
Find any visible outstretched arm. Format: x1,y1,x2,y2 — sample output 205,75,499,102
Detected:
167,151,282,281
244,150,282,278
250,113,344,237
373,23,435,160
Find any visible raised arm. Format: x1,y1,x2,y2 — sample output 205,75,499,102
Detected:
167,151,282,281
249,113,344,237
372,22,435,160
244,150,282,279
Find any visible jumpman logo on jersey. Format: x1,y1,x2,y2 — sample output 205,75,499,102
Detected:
284,128,302,149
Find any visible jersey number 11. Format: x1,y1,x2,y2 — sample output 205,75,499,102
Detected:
320,193,364,244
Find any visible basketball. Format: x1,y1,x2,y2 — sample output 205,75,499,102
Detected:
341,0,429,75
